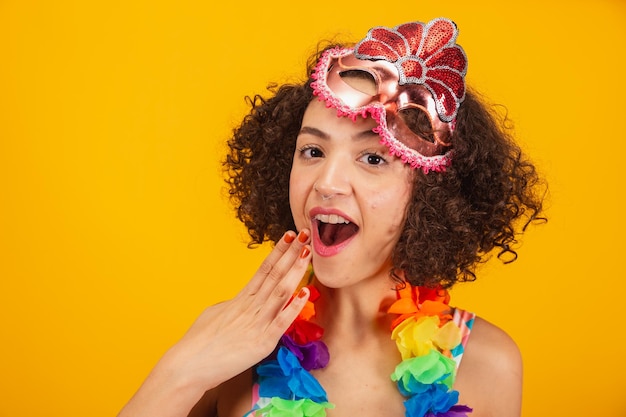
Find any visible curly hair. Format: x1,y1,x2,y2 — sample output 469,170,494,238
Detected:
224,45,546,289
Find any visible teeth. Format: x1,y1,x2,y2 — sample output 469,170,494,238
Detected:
315,214,350,224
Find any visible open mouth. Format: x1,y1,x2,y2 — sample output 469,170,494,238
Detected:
312,213,359,255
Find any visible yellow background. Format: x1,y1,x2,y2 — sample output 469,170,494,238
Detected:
1,1,624,416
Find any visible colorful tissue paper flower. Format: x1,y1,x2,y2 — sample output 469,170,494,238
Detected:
416,286,451,304
298,300,316,322
388,285,453,330
257,347,328,403
281,335,330,370
433,320,463,351
392,284,450,307
284,285,324,344
403,383,459,417
257,397,334,417
392,316,462,360
391,350,456,393
285,319,324,345
295,285,321,321
425,405,473,417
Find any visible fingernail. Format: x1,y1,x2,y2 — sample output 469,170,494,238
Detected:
284,232,295,244
297,230,309,243
299,245,310,258
297,287,309,299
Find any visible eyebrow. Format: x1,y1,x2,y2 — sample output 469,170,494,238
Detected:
298,126,380,141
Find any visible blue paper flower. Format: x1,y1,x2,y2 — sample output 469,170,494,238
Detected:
257,347,328,403
403,383,460,417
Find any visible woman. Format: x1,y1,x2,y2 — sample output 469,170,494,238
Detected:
118,17,544,417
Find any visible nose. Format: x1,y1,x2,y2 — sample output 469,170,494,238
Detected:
314,155,351,200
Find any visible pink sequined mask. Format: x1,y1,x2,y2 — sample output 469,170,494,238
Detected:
311,18,467,172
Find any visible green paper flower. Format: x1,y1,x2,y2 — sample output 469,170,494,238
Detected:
257,397,334,417
391,349,456,391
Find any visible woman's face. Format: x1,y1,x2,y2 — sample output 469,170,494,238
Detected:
289,99,414,288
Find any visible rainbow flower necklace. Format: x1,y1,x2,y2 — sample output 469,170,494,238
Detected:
249,277,473,417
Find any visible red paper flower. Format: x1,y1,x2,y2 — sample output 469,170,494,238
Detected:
285,285,324,344
285,319,324,345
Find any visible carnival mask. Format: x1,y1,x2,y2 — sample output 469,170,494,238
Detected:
311,18,467,172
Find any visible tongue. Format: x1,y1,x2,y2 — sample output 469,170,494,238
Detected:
319,222,358,246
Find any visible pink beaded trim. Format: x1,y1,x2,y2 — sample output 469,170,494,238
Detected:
311,47,452,173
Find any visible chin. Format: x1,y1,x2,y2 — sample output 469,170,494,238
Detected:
310,258,350,289
311,257,386,290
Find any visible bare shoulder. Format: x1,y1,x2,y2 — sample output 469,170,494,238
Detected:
454,316,523,417
462,316,522,371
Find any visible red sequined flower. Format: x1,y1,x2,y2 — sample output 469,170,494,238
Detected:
354,18,467,122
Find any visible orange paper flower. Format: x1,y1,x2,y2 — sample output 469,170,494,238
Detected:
388,284,453,330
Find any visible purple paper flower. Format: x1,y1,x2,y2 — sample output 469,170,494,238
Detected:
281,335,330,370
426,405,473,417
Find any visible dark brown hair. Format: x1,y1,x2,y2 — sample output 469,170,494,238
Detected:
224,45,546,288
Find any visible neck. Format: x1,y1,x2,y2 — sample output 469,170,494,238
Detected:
313,275,398,345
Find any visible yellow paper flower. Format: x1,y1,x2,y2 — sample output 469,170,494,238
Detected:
392,316,462,360
434,320,462,351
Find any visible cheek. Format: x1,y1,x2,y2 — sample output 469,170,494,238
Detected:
369,186,411,230
289,171,307,228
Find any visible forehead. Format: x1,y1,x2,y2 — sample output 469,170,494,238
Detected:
300,99,379,135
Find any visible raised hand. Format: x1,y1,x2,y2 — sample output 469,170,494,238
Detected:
118,229,312,417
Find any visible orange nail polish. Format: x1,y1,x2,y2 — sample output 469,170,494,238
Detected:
297,230,309,243
299,245,310,258
297,287,309,299
284,232,295,243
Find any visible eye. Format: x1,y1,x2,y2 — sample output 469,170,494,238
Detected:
299,145,324,159
359,152,387,166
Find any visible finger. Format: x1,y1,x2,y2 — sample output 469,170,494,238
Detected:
265,286,311,342
250,230,310,303
241,230,298,296
256,244,312,322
